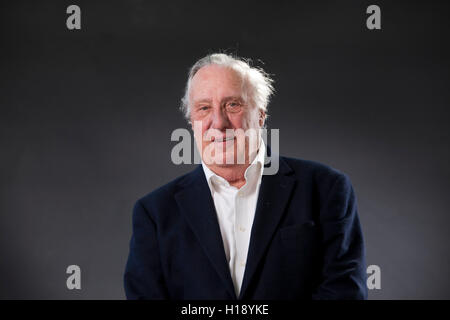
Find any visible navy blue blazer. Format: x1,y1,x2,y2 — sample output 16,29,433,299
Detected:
124,155,367,300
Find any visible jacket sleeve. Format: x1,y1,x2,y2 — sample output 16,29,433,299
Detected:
312,173,368,300
124,199,169,299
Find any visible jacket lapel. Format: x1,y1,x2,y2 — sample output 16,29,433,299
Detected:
174,166,237,299
239,156,296,299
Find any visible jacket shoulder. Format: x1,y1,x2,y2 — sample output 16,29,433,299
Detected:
280,156,357,223
280,156,353,192
281,156,348,178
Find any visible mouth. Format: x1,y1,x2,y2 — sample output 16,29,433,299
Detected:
213,136,235,143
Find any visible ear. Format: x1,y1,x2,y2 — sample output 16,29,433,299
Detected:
259,109,266,127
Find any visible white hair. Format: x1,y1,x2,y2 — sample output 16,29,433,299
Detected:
180,53,274,121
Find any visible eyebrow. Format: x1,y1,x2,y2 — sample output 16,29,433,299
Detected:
223,96,243,102
193,99,212,105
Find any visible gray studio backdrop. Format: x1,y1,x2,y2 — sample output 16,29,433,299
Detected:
1,0,449,299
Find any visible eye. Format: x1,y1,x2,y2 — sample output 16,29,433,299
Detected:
198,105,210,111
226,101,242,112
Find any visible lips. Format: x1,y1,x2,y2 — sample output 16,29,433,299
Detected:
214,136,235,142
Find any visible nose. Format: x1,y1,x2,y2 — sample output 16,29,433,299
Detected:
210,106,230,130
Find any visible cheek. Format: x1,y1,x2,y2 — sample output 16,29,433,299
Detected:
193,127,211,148
228,112,246,129
244,109,261,129
192,120,209,136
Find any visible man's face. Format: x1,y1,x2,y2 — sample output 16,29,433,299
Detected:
189,64,262,168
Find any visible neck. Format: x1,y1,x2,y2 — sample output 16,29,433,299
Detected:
207,164,249,189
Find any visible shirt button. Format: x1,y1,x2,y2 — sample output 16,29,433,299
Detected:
239,226,246,232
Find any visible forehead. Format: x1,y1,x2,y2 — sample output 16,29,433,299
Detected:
189,65,244,101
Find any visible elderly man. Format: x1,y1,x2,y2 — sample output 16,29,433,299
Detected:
124,53,367,300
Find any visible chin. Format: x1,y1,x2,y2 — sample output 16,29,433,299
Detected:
204,151,235,166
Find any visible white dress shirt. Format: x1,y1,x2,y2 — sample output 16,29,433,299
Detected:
201,139,266,297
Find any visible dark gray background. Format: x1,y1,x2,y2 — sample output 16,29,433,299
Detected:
1,0,449,299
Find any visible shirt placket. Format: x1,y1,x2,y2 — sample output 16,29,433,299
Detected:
235,186,250,296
